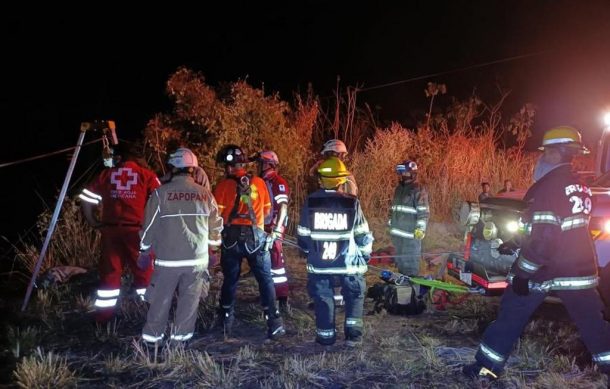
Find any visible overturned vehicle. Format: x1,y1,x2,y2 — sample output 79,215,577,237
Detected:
448,194,527,294
449,184,610,301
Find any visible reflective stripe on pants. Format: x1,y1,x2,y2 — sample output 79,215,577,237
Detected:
142,267,209,343
270,239,289,298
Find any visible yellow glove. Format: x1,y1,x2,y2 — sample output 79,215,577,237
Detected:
414,228,425,240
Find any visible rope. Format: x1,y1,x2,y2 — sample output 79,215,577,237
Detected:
281,234,459,259
0,139,102,169
355,50,550,93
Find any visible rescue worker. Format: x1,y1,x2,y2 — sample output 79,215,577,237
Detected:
159,146,210,189
139,148,223,347
255,150,291,311
297,157,373,346
79,142,161,323
463,126,610,381
388,160,429,276
213,144,286,339
309,139,358,196
308,139,358,307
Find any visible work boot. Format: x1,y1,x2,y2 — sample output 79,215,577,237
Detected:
265,310,286,340
345,335,362,348
278,297,291,315
223,312,235,337
462,362,499,381
217,307,235,337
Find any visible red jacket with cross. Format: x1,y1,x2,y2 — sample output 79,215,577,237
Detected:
81,161,160,225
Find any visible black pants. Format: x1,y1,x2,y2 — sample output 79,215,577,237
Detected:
307,274,365,345
475,285,610,374
220,225,277,315
598,264,610,315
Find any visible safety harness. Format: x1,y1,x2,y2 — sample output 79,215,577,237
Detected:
224,174,262,251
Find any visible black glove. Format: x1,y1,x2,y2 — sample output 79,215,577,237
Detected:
512,276,530,296
498,241,519,256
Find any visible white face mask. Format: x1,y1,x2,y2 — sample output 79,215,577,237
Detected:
103,158,114,168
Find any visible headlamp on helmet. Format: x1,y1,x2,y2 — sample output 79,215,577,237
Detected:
216,144,248,165
396,160,418,175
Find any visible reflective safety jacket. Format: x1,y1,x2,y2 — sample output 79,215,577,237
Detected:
389,182,429,240
262,171,290,228
513,164,598,288
213,174,271,229
140,175,223,268
297,189,373,275
341,174,358,197
79,161,160,225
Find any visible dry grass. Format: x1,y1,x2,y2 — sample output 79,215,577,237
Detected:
351,123,539,223
7,326,41,358
13,347,77,388
15,197,99,275
4,76,604,387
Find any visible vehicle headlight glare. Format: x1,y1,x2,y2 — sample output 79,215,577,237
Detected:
506,221,519,233
604,220,610,234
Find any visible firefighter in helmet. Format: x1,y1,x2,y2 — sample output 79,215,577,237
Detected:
463,126,610,381
254,150,291,311
309,139,358,196
212,144,285,339
297,157,373,346
308,139,359,307
139,148,223,347
388,160,429,276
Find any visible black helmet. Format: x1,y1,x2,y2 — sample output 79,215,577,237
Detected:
216,144,248,165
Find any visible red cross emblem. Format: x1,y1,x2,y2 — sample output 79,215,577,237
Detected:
111,168,138,190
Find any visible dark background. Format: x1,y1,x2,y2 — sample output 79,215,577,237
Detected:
1,2,610,255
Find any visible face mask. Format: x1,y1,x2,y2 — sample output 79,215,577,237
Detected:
103,158,114,168
533,157,558,182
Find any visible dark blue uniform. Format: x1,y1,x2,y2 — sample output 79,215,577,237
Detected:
297,189,373,345
475,164,610,374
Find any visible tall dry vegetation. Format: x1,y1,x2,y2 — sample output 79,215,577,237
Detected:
143,68,319,231
15,198,100,274
142,70,539,227
15,70,541,274
353,96,538,222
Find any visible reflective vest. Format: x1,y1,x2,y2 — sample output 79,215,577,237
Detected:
389,182,429,240
512,164,598,285
297,189,373,275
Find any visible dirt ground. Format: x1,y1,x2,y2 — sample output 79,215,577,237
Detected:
0,243,606,388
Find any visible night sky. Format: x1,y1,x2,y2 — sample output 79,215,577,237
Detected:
2,2,610,248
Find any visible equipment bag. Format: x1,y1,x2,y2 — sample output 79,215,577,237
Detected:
367,281,426,316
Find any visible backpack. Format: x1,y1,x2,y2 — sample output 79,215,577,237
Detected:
367,281,426,316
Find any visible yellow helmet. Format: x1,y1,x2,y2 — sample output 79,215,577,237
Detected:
539,126,589,153
317,157,351,189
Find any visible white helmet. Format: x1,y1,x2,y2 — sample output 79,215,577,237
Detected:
258,150,279,165
168,147,198,168
321,139,348,155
